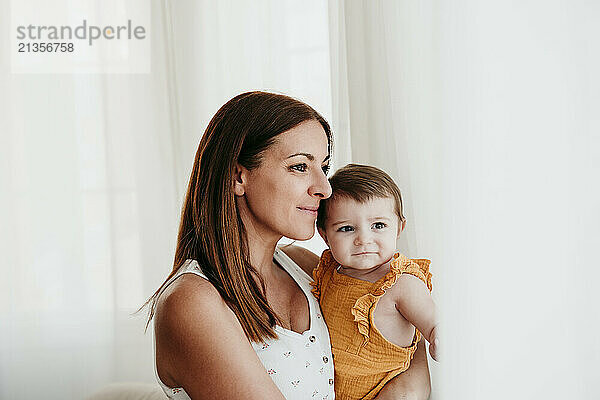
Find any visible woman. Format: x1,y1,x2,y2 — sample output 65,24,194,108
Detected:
144,92,431,399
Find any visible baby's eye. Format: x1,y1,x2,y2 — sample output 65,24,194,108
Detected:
372,222,387,230
321,164,331,175
290,163,308,173
337,225,354,232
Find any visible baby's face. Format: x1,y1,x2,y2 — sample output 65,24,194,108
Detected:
320,196,401,271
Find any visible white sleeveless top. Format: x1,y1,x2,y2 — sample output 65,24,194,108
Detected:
153,247,336,399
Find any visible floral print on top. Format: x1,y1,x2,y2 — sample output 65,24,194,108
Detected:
153,248,335,400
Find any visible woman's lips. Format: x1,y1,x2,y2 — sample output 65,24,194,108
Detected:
297,206,318,216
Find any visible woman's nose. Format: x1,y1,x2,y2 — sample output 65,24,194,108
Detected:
308,169,332,199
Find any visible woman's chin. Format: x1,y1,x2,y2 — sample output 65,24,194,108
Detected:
286,228,315,241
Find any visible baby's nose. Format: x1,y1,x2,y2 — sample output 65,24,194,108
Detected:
354,230,373,245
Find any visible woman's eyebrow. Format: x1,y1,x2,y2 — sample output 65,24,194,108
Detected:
286,152,330,163
286,152,314,161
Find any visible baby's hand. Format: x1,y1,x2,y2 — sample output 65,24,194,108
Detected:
428,325,440,361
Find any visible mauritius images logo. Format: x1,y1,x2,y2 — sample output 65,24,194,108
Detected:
15,19,146,46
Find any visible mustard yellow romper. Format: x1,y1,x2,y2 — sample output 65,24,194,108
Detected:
311,250,432,400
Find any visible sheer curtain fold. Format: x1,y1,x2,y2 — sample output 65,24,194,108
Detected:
1,1,178,398
328,0,441,258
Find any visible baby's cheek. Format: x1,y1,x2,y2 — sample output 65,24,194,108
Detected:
328,241,346,263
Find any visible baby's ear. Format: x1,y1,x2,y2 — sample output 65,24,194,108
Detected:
317,227,329,246
397,219,406,238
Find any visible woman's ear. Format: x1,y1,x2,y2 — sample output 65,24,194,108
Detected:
318,227,329,246
233,164,248,196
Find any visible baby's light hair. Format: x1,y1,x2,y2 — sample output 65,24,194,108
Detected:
317,163,405,230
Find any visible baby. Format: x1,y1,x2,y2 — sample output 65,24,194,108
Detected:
311,163,439,400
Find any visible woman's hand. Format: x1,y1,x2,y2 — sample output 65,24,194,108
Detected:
374,339,431,400
428,325,440,361
374,392,419,400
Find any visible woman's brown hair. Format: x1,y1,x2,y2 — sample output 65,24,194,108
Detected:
141,91,332,342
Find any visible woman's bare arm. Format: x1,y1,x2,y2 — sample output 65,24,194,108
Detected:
374,339,431,400
279,244,320,276
155,274,286,400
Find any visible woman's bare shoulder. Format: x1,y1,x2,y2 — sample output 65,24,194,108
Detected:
154,274,285,399
279,244,320,276
156,273,226,320
155,274,236,360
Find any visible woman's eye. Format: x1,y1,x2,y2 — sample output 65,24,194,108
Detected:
337,225,354,232
290,163,308,172
372,222,386,229
321,164,331,175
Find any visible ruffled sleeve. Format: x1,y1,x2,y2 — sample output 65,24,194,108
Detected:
351,293,377,346
351,253,433,346
310,249,336,300
399,257,432,292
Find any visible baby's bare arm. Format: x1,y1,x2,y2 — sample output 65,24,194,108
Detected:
394,274,438,357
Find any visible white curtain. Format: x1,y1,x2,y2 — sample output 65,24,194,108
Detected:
329,1,600,399
328,0,441,256
433,2,600,398
0,1,179,398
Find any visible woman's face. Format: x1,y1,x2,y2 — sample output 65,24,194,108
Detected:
236,120,332,242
